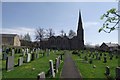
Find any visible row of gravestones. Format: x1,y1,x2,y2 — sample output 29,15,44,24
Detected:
37,55,62,79
80,51,118,64
105,66,120,79
5,49,51,71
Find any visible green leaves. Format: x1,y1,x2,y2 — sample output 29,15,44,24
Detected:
99,8,119,33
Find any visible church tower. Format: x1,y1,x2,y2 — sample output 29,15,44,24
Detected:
77,10,84,49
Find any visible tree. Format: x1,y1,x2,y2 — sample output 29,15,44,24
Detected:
46,28,55,38
60,30,65,37
99,8,120,33
68,30,76,38
23,33,31,41
35,28,45,41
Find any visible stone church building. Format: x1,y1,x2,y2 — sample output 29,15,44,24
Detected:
40,11,84,50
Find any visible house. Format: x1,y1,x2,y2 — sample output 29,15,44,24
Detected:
39,11,84,50
100,42,119,52
1,34,21,46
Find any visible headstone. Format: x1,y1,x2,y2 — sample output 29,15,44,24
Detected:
36,49,39,59
12,49,15,56
55,58,58,73
92,54,94,58
6,56,14,71
18,57,23,66
37,72,45,80
49,60,55,77
26,53,31,62
116,67,120,79
103,56,107,63
105,66,110,76
60,54,63,60
31,53,36,61
89,58,92,64
2,52,7,60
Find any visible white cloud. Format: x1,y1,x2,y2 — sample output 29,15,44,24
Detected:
83,22,100,29
1,27,35,41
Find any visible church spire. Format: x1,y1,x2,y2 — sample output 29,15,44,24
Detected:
78,10,83,30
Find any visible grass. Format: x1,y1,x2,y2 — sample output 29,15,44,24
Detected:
72,50,118,79
2,50,64,79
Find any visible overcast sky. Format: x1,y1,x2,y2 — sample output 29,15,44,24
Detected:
1,2,119,45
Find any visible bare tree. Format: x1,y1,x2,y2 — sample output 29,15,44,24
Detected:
23,33,31,41
46,28,55,38
68,30,76,38
35,28,45,41
60,30,65,37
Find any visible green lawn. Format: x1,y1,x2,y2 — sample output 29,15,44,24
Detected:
72,50,118,79
2,50,64,78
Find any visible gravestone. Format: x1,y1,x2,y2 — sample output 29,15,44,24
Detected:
103,56,107,63
60,54,63,60
89,58,93,64
116,67,120,79
49,60,55,77
37,72,45,80
26,53,31,62
105,66,110,76
92,54,94,58
2,52,7,60
18,57,23,66
11,49,15,56
55,58,58,73
36,49,39,59
31,53,36,61
6,56,14,71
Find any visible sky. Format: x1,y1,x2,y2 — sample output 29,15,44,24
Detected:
1,2,119,45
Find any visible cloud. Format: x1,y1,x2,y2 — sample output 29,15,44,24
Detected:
1,27,36,41
83,22,100,29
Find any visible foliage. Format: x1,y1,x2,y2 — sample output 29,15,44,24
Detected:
99,8,120,33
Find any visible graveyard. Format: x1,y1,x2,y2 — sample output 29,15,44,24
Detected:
1,47,120,79
2,48,64,79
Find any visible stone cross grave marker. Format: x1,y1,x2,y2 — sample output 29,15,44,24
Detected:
37,72,45,80
49,60,55,78
6,56,14,71
18,57,23,66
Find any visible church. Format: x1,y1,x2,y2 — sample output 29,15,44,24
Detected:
40,11,84,50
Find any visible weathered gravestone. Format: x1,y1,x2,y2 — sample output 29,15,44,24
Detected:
105,66,110,76
55,58,59,73
31,53,36,61
103,56,107,63
6,56,14,71
18,57,23,66
36,49,39,59
26,53,31,62
49,60,55,77
2,52,7,60
89,58,93,64
116,67,120,79
11,49,15,56
37,72,45,80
